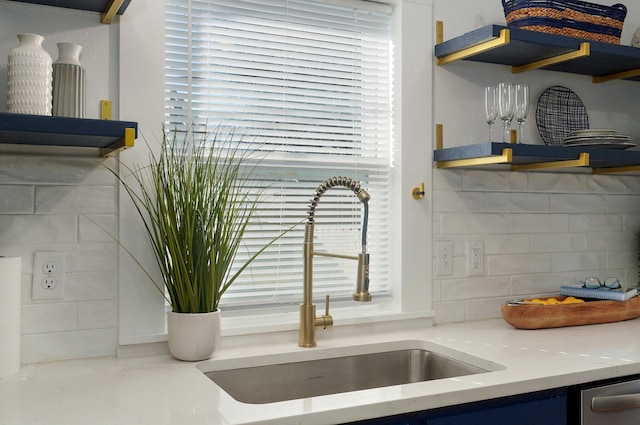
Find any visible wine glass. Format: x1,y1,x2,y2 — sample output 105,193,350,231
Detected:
497,82,514,143
514,84,530,144
484,86,498,142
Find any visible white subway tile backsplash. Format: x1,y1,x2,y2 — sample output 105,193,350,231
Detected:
531,233,588,253
432,301,466,324
528,173,588,193
35,186,116,214
487,253,550,275
588,231,635,251
21,328,117,364
65,272,117,301
589,175,640,194
570,214,623,232
466,298,507,322
510,273,574,295
486,192,549,213
0,215,77,244
462,170,527,192
22,303,77,335
432,169,463,191
0,156,116,185
65,243,118,272
433,190,486,213
441,213,509,234
0,152,120,364
509,214,569,233
550,194,606,213
78,300,117,330
550,252,607,272
480,234,530,255
441,276,510,301
607,195,640,213
0,185,33,213
78,214,117,242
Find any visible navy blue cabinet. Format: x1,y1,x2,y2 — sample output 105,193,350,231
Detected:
345,388,567,425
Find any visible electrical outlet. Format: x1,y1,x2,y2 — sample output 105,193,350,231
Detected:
466,241,484,276
435,240,454,276
32,252,66,300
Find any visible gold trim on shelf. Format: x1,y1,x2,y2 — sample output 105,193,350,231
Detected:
593,68,640,84
436,21,444,45
101,100,112,120
511,152,590,171
593,164,640,174
436,28,511,66
512,42,590,74
435,124,443,150
436,148,513,169
101,127,135,157
101,0,125,24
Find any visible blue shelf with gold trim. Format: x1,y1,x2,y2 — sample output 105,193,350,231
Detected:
435,24,640,83
434,142,640,174
0,112,137,157
7,0,133,24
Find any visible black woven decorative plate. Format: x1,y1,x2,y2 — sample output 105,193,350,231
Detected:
535,86,589,146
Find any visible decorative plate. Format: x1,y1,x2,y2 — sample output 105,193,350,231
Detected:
535,86,589,146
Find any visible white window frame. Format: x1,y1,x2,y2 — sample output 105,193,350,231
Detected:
118,0,433,344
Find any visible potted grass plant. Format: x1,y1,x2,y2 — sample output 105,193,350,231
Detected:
116,125,281,361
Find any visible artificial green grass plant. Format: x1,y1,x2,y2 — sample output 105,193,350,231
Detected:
117,126,277,313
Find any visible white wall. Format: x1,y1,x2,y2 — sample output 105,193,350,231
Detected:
432,0,640,323
0,1,120,362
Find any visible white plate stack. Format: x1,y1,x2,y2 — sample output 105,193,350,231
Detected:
563,129,635,150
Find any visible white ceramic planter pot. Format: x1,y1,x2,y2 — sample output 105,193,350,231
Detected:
167,310,221,361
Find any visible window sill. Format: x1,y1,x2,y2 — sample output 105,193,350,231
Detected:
118,307,435,348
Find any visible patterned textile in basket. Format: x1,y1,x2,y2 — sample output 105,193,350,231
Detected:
502,0,627,44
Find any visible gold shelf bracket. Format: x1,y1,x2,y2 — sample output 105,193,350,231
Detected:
101,0,126,24
593,164,640,174
435,124,444,150
511,152,590,171
512,42,590,74
593,68,640,84
436,148,513,169
101,127,135,157
436,28,511,66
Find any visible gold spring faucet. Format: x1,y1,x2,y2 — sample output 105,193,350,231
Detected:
299,176,372,348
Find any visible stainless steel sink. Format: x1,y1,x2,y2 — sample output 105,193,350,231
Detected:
199,341,501,404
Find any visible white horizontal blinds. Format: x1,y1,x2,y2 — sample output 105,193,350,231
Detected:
165,0,393,306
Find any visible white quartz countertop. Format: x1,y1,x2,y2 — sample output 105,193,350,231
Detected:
3,317,640,425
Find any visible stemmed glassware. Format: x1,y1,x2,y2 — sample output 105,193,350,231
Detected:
497,82,514,143
514,84,530,144
484,86,498,142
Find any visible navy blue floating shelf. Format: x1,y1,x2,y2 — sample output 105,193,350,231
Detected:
435,25,640,83
434,142,640,174
0,112,137,156
7,0,133,23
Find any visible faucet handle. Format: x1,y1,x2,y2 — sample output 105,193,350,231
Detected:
314,294,333,329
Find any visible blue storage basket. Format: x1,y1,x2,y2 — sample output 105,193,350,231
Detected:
502,0,627,44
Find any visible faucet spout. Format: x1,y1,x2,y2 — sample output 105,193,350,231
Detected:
299,176,372,348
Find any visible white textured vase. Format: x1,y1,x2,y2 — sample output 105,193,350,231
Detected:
7,33,53,115
52,42,86,118
167,310,221,361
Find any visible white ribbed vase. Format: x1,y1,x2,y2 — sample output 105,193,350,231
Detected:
52,42,86,118
7,33,53,115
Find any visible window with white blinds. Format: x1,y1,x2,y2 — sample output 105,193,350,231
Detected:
164,0,395,309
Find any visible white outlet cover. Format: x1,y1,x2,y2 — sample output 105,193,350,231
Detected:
465,241,484,276
32,251,66,300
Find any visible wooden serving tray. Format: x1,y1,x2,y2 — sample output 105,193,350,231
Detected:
501,296,640,330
